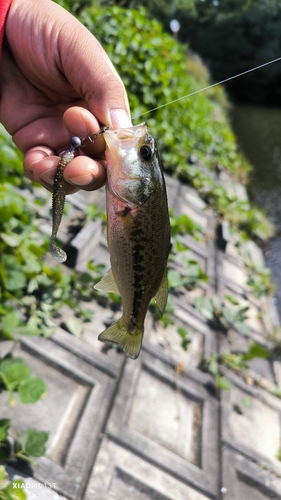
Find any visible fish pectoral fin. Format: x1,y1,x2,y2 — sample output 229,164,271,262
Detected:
94,268,119,294
154,270,168,316
98,320,144,360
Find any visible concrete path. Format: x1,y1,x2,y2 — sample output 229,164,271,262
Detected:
2,173,281,500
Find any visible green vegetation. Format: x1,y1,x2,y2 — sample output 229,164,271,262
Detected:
206,340,271,391
174,1,281,105
100,0,281,105
0,420,49,500
0,354,49,497
0,124,105,490
194,295,250,335
82,7,248,175
77,6,274,241
0,356,46,406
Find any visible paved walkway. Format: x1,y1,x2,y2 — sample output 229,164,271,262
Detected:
2,173,281,500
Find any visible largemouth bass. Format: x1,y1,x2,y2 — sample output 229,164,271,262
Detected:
95,123,170,359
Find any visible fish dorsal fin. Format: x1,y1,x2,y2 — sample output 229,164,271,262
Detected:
154,271,168,315
94,268,119,294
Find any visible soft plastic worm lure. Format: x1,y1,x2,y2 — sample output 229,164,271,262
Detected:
49,129,108,263
49,136,81,262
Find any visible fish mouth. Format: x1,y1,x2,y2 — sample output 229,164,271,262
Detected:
104,123,147,150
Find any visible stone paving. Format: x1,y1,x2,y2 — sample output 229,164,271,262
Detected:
2,173,281,500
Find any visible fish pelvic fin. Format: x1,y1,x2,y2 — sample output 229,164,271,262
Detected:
98,320,144,360
154,270,168,315
94,268,119,294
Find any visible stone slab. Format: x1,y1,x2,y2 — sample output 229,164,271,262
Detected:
265,236,281,322
180,185,207,211
51,326,124,377
84,437,213,500
68,186,106,213
221,258,248,288
219,328,275,383
220,369,281,475
144,306,217,380
222,446,281,500
105,353,219,498
0,335,123,499
165,174,182,209
178,203,209,233
6,466,68,500
69,220,104,272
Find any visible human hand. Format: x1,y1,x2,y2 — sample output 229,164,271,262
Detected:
0,0,132,194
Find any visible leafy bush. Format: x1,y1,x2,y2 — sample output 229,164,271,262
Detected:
78,6,275,242
0,123,104,488
81,6,250,179
177,4,281,105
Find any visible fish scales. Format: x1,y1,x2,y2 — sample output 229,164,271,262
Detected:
95,123,170,359
108,185,169,331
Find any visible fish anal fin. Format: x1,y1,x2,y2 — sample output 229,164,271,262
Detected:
94,268,119,294
98,320,144,360
154,270,168,316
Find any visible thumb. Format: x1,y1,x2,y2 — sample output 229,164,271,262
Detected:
56,5,132,128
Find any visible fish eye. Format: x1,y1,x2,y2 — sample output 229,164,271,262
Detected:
140,145,153,161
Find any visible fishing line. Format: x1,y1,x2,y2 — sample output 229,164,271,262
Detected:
132,56,281,121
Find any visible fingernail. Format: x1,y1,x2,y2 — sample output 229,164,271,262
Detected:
39,167,57,186
68,173,96,187
110,109,132,129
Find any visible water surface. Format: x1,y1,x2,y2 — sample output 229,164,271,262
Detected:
230,105,281,232
230,105,281,317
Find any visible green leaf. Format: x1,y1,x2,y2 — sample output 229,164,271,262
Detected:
243,342,271,361
208,356,219,376
241,397,252,407
177,326,191,351
181,337,191,351
177,326,189,339
233,321,249,335
235,306,249,321
168,269,183,288
225,294,240,305
0,448,7,462
212,295,223,311
0,420,10,442
0,355,25,373
18,378,46,404
1,256,26,292
0,233,19,247
2,311,20,336
0,357,25,375
61,319,82,338
3,364,31,390
22,429,49,457
16,315,44,337
0,465,7,485
216,375,231,391
221,307,237,324
193,297,214,320
16,326,42,337
0,479,27,499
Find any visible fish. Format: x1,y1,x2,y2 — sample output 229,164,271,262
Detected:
95,123,170,359
49,136,81,263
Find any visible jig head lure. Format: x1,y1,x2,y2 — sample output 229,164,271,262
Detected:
49,128,108,262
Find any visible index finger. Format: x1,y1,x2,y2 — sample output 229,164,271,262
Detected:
54,2,132,128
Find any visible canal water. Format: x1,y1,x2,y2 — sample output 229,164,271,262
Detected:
230,105,281,317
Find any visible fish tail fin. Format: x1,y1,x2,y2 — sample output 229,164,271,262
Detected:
98,320,144,360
